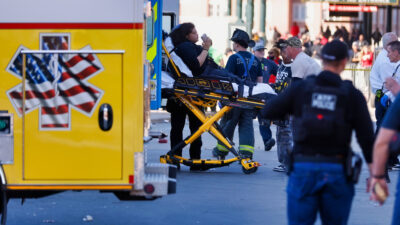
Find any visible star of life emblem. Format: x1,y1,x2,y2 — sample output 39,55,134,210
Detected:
6,41,104,130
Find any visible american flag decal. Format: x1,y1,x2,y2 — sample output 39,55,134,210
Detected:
6,45,104,130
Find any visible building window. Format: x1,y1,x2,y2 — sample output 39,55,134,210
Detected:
208,2,221,17
293,3,306,22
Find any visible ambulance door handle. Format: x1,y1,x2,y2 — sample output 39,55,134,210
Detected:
99,104,113,131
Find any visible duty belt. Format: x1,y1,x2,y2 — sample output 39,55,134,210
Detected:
293,154,344,164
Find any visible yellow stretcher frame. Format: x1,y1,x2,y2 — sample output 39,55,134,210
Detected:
159,42,265,174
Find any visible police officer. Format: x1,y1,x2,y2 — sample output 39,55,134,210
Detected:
213,29,263,159
261,40,374,224
252,42,277,151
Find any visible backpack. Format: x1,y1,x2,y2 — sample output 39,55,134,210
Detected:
292,76,353,150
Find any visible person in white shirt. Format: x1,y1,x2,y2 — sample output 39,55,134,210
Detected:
280,37,321,80
370,32,398,120
369,32,399,170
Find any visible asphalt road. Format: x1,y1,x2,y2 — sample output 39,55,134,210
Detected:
4,112,399,225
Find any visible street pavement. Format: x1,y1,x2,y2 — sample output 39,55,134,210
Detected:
4,110,399,225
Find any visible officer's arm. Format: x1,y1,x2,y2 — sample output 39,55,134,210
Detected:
372,128,394,177
352,89,374,164
370,127,393,203
260,82,298,120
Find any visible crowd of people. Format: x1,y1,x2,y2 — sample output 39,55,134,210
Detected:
254,24,381,69
164,22,400,224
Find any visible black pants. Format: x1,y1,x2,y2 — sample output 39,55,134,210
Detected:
375,97,399,166
167,99,202,159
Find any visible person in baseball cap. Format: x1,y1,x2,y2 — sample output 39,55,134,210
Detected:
251,41,278,151
280,36,321,80
320,39,349,62
281,36,302,49
230,28,255,48
253,41,266,52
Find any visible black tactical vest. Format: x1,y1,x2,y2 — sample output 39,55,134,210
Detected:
292,76,353,152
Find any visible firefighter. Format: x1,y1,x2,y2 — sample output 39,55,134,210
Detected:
213,29,263,159
261,40,374,224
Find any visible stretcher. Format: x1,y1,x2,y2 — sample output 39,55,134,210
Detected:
159,41,275,174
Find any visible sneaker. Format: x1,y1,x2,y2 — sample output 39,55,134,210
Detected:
212,147,226,160
273,164,286,172
264,138,276,151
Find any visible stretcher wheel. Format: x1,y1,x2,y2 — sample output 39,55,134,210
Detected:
242,166,258,174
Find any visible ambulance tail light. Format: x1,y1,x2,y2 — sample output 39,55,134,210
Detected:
0,113,13,164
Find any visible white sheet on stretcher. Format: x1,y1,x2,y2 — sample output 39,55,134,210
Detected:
162,71,277,97
162,36,276,97
164,37,193,77
232,83,276,97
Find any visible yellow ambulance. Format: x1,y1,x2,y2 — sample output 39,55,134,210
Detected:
0,0,175,223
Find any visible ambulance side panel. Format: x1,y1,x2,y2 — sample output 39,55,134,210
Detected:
0,0,145,187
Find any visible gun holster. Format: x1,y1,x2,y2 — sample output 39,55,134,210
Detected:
345,151,363,184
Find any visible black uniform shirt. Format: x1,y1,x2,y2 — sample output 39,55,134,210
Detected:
175,41,208,76
225,51,262,83
261,70,374,163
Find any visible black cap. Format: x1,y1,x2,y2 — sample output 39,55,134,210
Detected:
321,40,349,61
230,29,255,48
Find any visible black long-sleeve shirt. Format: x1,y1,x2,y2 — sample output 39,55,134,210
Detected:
261,70,374,163
174,41,208,76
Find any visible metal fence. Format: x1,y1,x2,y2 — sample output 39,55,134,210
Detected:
342,63,374,107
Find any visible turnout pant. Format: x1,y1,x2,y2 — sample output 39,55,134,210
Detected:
216,107,255,158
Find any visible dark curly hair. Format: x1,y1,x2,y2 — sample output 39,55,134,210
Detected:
169,22,195,47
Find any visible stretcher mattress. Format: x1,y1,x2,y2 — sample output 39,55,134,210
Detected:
162,71,276,98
